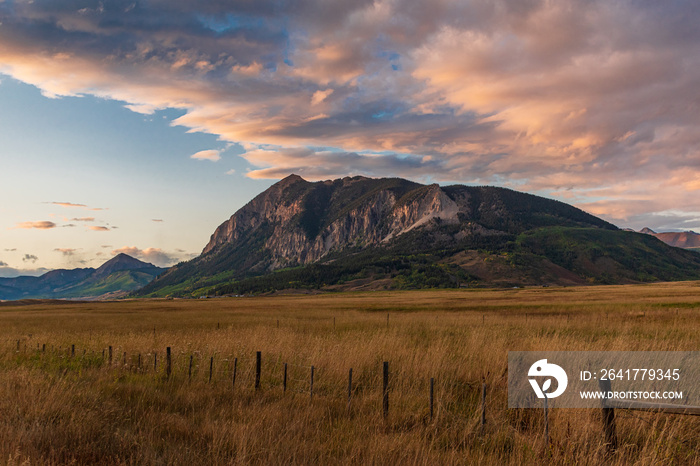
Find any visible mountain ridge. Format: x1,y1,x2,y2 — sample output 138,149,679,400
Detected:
137,175,700,297
0,254,165,300
639,228,700,249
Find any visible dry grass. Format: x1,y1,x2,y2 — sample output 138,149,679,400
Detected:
1,282,700,464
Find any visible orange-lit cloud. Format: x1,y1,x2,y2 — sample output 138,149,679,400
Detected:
54,248,77,256
13,221,56,230
51,202,87,208
50,202,105,211
2,1,700,229
88,226,110,232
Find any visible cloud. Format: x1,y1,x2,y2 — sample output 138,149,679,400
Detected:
111,246,180,267
49,202,104,211
0,261,7,267
311,89,334,105
4,249,17,252
54,248,77,256
243,146,446,181
152,219,164,222
70,217,95,222
13,221,56,230
22,254,38,263
51,202,87,208
226,169,236,175
191,149,221,162
2,1,700,228
88,226,110,232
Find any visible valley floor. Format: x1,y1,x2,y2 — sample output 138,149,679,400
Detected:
1,283,700,465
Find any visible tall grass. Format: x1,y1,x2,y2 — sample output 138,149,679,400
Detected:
1,282,700,464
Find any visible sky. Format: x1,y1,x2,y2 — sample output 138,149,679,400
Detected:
1,0,700,276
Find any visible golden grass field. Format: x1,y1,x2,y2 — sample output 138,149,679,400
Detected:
1,282,700,465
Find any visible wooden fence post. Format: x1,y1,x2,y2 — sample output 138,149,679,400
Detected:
232,357,238,389
42,343,45,352
166,347,171,378
71,344,75,357
348,368,353,411
255,351,261,390
109,346,113,365
123,351,126,366
188,355,193,380
599,378,617,451
283,363,287,393
154,352,158,372
430,377,435,420
310,366,315,401
544,394,549,449
481,383,487,432
383,361,389,419
16,340,20,352
209,356,214,383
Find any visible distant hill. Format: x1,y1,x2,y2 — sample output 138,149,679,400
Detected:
0,254,165,300
136,175,700,297
639,228,700,249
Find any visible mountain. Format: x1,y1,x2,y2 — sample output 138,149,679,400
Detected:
0,254,165,300
92,253,157,279
138,175,700,297
640,229,700,249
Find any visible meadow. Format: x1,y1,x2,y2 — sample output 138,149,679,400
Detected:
1,282,700,465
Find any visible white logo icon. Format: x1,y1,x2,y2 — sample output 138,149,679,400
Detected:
528,359,568,399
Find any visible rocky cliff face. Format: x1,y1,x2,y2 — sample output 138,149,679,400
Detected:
198,174,614,274
651,231,700,248
202,176,464,269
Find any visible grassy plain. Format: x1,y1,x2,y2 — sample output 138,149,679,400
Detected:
1,282,700,464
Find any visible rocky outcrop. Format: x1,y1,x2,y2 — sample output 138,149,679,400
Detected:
653,231,700,248
197,174,617,278
202,175,475,270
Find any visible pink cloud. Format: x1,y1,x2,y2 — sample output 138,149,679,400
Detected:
50,202,104,211
13,221,56,230
88,226,110,232
52,202,87,208
1,1,699,230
